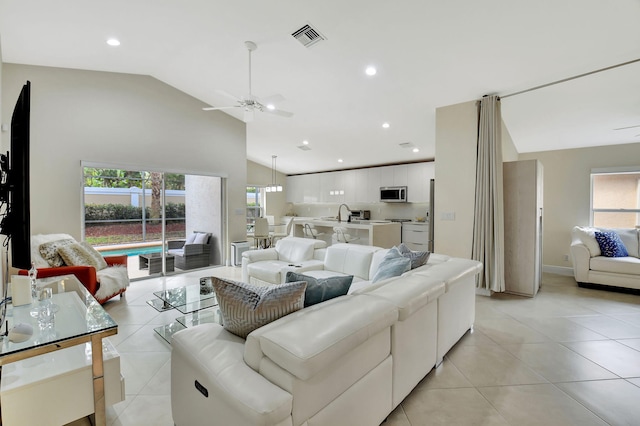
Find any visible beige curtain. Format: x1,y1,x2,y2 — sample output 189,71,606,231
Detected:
472,95,505,292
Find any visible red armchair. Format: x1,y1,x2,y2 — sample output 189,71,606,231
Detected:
20,254,128,304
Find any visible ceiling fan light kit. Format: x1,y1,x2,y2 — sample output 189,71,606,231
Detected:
202,41,293,122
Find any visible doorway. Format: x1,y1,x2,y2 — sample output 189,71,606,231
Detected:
82,166,223,279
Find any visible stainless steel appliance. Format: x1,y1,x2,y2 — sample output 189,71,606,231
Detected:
380,186,407,203
349,210,371,221
429,178,434,252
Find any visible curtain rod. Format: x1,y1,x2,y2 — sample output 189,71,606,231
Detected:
501,57,640,99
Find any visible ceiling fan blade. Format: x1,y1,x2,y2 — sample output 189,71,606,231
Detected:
264,108,294,118
258,94,285,105
202,105,241,111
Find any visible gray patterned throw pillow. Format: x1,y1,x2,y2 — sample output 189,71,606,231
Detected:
397,243,430,269
211,277,307,339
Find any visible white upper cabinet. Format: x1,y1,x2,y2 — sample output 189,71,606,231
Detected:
286,175,302,203
302,174,321,203
407,162,434,203
285,162,434,204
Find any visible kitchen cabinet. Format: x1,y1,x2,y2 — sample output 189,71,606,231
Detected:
286,175,302,203
406,162,434,203
286,162,433,204
401,222,429,251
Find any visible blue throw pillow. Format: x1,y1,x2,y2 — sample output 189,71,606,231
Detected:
594,231,628,257
285,271,353,307
372,247,412,283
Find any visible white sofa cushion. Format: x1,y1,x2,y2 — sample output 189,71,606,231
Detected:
367,275,445,321
275,237,326,263
323,244,384,280
590,256,640,275
244,294,397,381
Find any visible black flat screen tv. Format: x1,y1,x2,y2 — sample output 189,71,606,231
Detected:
0,81,31,270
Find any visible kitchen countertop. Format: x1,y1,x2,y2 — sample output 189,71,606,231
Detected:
293,218,399,229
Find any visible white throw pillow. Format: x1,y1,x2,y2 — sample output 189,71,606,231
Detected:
193,232,208,245
573,226,601,257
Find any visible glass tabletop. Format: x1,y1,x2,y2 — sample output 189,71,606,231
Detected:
0,275,117,362
152,283,217,314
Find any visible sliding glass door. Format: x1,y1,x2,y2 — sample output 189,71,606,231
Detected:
82,166,223,279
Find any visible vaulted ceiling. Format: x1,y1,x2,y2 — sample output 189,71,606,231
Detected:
2,0,639,174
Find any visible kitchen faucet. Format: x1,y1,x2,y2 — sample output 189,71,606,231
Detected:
337,203,352,222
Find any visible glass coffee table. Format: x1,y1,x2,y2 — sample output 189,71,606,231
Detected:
147,280,222,342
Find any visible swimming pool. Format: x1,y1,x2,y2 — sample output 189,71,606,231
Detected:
99,246,162,257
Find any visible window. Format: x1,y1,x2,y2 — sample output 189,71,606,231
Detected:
246,186,266,231
591,168,640,228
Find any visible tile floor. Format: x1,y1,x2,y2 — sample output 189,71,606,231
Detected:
72,270,640,425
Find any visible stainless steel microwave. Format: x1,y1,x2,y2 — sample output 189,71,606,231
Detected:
380,186,407,203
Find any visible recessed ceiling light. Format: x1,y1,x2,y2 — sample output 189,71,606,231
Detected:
382,122,390,129
412,148,420,153
338,159,344,163
106,38,121,46
365,66,377,76
266,104,275,110
302,140,309,145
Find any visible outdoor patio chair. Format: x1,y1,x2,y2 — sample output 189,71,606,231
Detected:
167,231,213,270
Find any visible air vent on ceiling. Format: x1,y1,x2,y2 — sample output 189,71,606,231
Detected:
399,142,415,149
292,23,327,48
297,145,312,151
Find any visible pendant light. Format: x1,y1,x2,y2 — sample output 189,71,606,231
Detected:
266,155,283,192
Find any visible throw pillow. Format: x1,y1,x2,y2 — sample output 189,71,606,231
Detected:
39,239,75,267
285,271,353,307
185,233,198,245
57,242,108,270
79,241,109,270
193,232,208,245
212,277,307,339
372,247,411,283
594,231,629,258
397,243,430,269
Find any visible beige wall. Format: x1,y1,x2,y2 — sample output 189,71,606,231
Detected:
434,100,518,259
247,160,288,222
434,100,478,258
1,64,247,263
520,143,640,269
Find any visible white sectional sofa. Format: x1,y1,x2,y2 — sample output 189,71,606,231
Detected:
171,239,482,426
570,226,640,291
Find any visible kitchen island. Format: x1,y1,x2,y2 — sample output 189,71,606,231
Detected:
292,218,401,248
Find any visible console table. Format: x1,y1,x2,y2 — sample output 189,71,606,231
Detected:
0,275,118,426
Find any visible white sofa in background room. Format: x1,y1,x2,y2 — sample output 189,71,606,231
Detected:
570,226,640,292
171,241,482,426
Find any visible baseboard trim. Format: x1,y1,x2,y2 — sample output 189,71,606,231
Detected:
543,265,574,276
475,288,492,297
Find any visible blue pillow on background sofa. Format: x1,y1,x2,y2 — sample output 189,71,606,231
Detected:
594,231,629,257
286,271,353,307
372,247,411,283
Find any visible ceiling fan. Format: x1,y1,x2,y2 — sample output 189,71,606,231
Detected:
203,41,293,122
